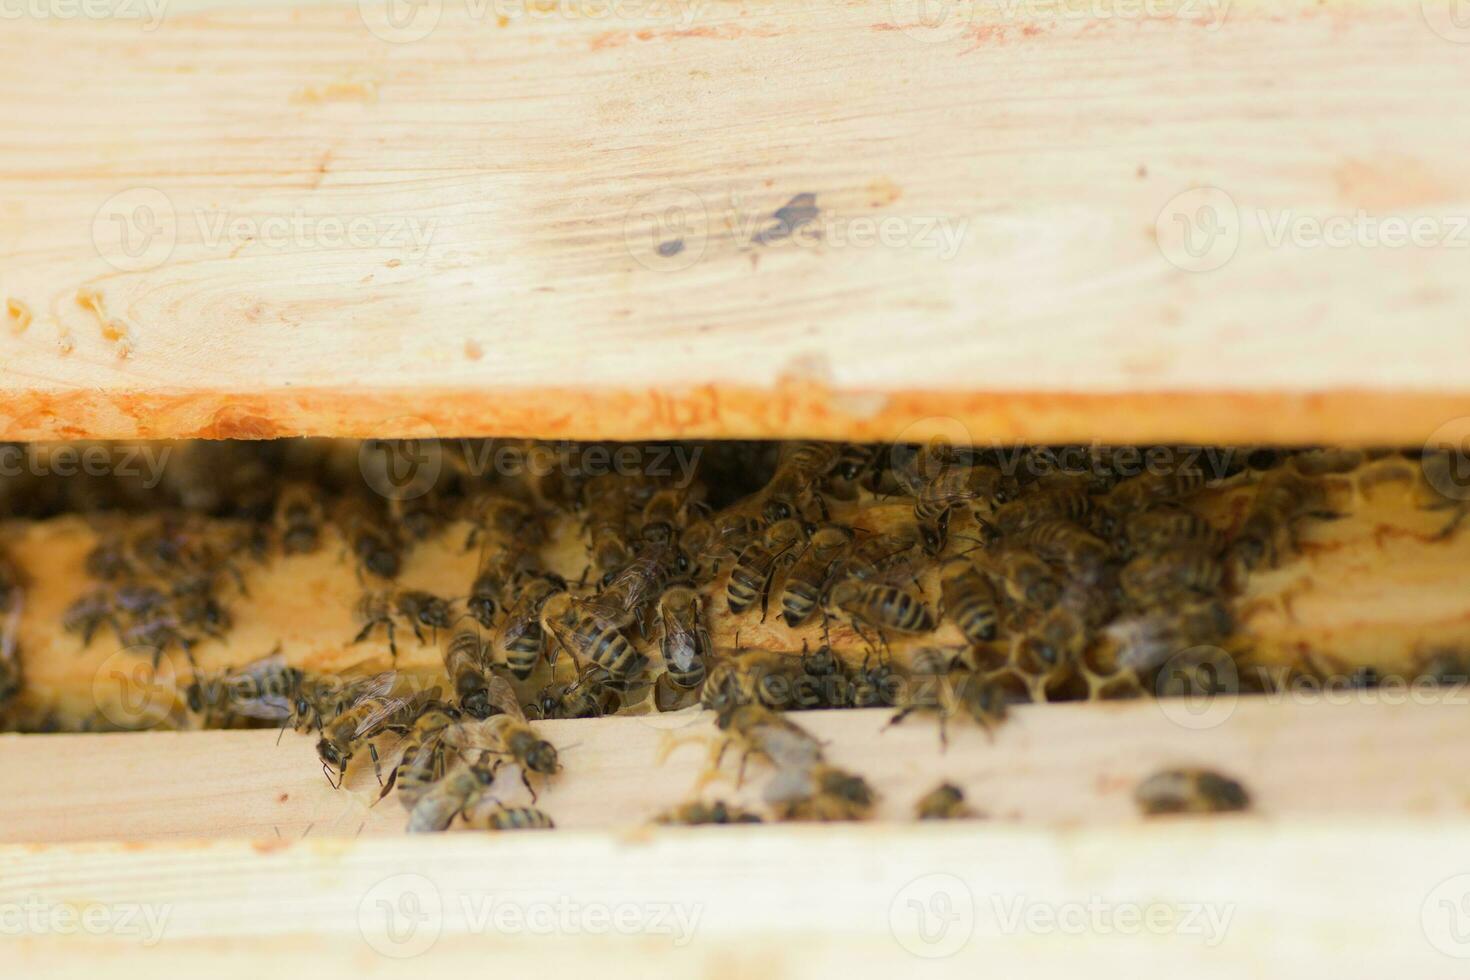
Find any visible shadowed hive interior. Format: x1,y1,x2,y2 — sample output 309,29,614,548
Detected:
2,438,1468,827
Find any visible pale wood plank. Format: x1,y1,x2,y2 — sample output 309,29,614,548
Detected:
4,817,1470,978
5,698,1470,842
2,0,1469,442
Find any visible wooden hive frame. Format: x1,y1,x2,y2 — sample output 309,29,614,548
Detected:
4,0,1470,976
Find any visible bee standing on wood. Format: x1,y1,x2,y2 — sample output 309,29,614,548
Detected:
407,754,500,833
1134,767,1251,816
315,677,439,788
916,782,977,820
468,806,556,832
468,673,564,801
654,800,763,825
765,764,877,822
529,664,623,720
352,589,455,660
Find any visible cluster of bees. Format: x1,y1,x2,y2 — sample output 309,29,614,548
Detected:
1,438,1463,828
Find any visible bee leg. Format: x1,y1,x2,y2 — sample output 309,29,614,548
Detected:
387,621,398,662
351,620,377,646
369,742,385,786
521,769,538,803
409,619,427,646
375,766,399,803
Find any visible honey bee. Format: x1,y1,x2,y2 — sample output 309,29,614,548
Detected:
1105,599,1234,674
1134,767,1251,816
477,706,563,801
849,651,900,708
84,536,133,580
760,442,840,523
640,486,705,546
796,641,850,709
469,806,557,831
1228,469,1330,574
701,649,806,713
580,546,689,630
442,622,503,719
463,493,542,550
938,556,1001,644
274,482,323,555
912,458,1010,524
316,679,440,788
185,645,300,728
765,764,876,822
889,670,1008,744
62,587,116,646
779,524,854,628
1011,519,1110,572
988,548,1062,610
988,486,1091,536
657,586,711,690
726,519,806,617
654,800,763,825
377,700,461,801
352,589,455,660
496,574,566,680
825,578,935,651
407,755,500,833
713,702,825,782
1017,606,1086,678
336,497,401,580
916,782,976,820
529,664,623,720
1119,547,1224,606
584,474,633,581
541,594,646,683
1106,466,1209,514
681,508,764,583
1123,506,1221,556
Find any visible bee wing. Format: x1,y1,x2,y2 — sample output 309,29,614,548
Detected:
757,722,824,772
352,687,438,739
481,673,526,721
762,764,816,805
